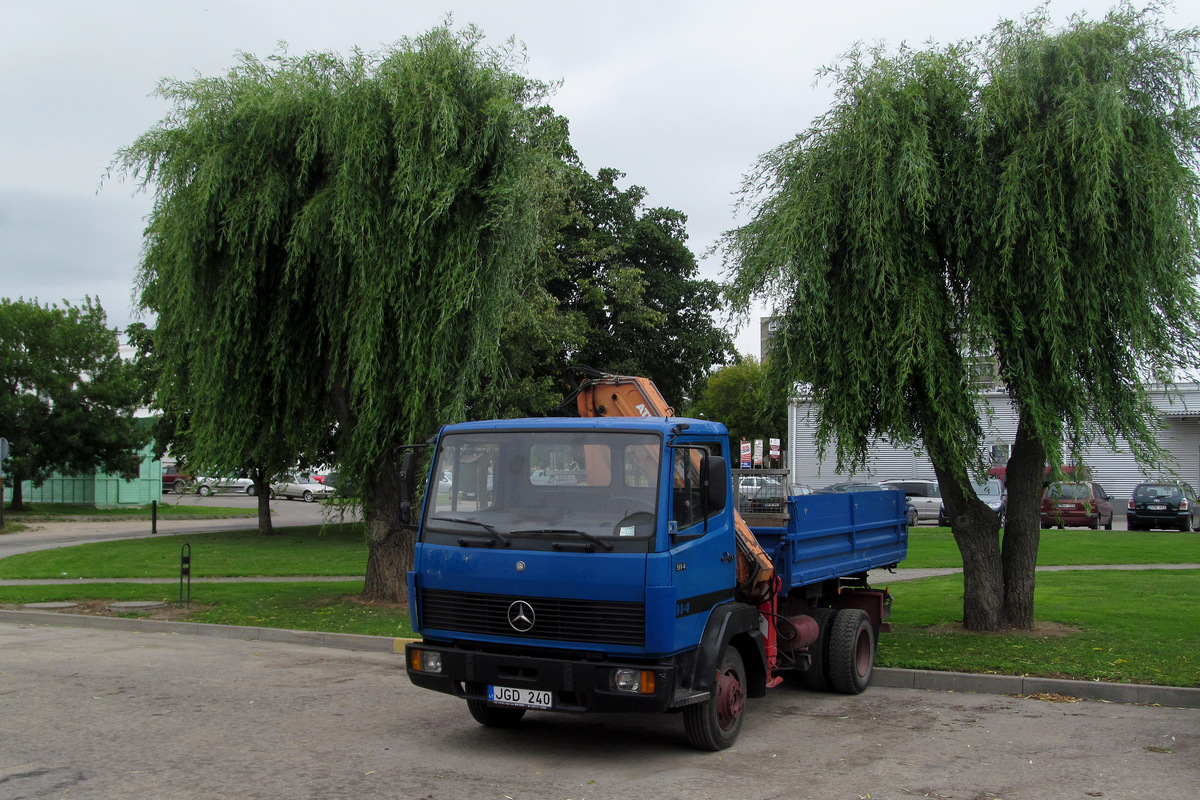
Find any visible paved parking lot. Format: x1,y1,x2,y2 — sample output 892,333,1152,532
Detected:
2,621,1197,800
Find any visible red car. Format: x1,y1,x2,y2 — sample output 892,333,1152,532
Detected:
1040,481,1114,530
162,465,191,493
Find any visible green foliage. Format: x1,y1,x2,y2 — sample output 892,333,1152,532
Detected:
688,357,787,448
0,298,147,506
726,5,1200,473
114,25,548,509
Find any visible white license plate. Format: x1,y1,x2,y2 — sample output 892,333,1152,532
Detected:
488,686,552,709
1148,504,1167,511
1057,503,1074,509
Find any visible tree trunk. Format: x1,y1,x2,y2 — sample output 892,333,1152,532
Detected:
362,458,410,603
8,475,25,511
252,471,274,534
932,461,1004,631
1000,410,1045,629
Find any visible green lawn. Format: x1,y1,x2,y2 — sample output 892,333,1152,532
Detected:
0,523,368,579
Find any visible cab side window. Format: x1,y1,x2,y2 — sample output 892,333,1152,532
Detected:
673,443,721,531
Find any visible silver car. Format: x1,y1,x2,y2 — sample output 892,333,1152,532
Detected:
270,474,335,503
194,476,257,497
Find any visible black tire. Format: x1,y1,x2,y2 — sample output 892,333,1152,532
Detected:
247,485,257,497
465,683,527,729
172,479,186,493
795,607,835,692
684,646,747,751
302,490,315,503
1104,513,1113,531
198,484,212,497
1090,514,1101,530
828,609,876,695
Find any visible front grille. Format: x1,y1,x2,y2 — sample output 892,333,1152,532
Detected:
420,589,645,647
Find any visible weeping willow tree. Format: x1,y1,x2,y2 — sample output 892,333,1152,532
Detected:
116,25,549,600
725,5,1200,630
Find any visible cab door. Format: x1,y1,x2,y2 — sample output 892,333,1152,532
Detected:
667,440,736,649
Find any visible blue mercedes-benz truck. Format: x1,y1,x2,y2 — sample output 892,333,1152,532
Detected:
404,414,907,750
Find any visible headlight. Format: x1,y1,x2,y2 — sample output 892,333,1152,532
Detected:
410,649,442,674
611,668,656,694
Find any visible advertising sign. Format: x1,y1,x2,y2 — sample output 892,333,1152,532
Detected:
740,439,752,468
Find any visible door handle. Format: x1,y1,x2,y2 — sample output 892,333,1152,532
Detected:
721,552,735,563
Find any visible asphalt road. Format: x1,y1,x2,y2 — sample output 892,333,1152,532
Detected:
1,621,1196,800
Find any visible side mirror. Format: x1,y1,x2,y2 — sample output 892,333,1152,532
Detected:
398,449,416,526
704,455,728,513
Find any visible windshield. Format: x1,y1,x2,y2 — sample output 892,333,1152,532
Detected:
1046,482,1089,500
1134,484,1181,500
423,429,662,552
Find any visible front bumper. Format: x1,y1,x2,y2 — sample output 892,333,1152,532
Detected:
406,642,682,714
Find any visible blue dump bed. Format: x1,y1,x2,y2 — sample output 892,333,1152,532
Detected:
749,490,909,594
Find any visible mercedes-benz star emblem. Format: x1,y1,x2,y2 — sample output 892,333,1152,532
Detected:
507,600,536,633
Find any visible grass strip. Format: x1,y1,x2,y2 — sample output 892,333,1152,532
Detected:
877,569,1200,687
1,501,257,521
0,524,368,580
902,527,1200,568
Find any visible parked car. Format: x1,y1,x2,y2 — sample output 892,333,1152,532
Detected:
880,479,942,524
1127,480,1200,531
937,477,1006,526
1041,481,1114,530
270,474,335,503
787,483,813,496
161,465,191,494
741,482,786,514
738,474,782,500
194,476,257,497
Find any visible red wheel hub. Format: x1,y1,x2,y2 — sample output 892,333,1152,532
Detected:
716,667,745,731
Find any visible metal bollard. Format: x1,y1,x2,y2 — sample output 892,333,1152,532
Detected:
180,543,191,607
152,500,157,535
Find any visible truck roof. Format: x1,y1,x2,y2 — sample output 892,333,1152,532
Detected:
441,416,730,437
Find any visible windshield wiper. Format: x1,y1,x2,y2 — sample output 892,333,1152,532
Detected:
511,528,614,552
431,516,511,547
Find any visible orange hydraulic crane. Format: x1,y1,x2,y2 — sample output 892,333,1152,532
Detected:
569,367,776,602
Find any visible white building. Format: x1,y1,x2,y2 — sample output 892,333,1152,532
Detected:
788,385,1200,503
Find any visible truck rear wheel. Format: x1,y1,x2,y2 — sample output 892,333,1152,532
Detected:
465,683,526,729
828,609,875,694
684,646,746,751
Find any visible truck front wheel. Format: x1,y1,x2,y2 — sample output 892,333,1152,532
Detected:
828,609,875,694
465,683,526,729
684,646,746,751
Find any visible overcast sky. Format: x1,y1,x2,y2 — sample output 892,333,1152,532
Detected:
2,0,1193,357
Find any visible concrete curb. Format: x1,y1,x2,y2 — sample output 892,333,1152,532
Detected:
871,667,1200,708
5,608,1198,709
